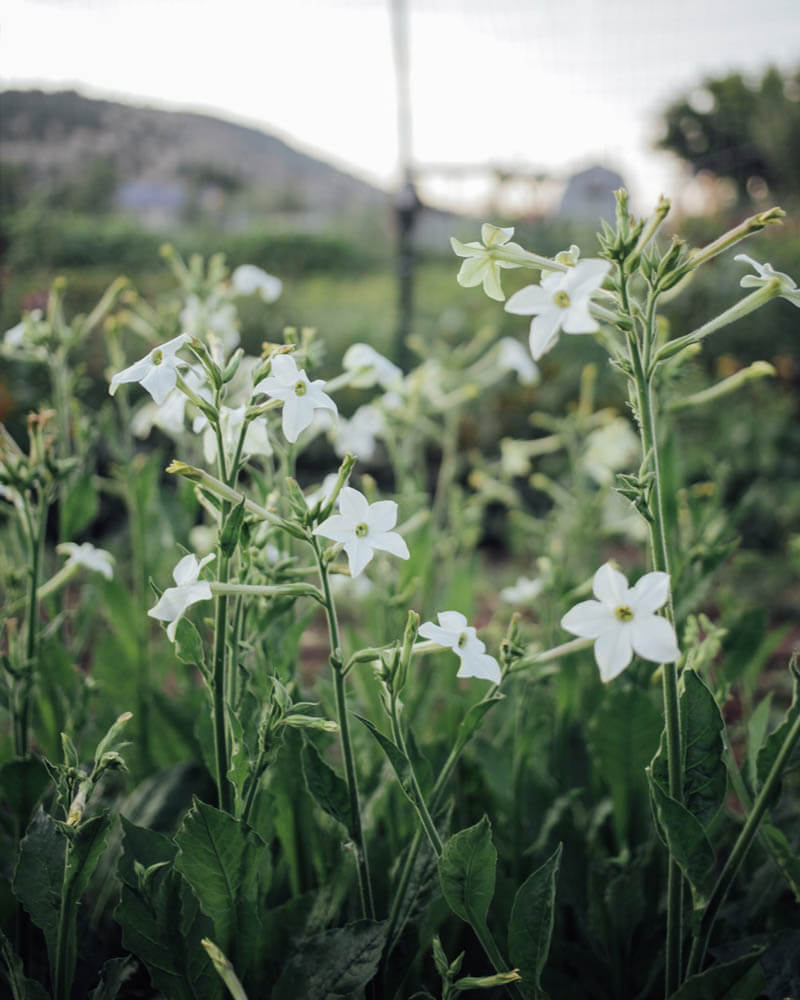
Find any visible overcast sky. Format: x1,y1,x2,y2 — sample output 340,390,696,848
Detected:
2,0,798,212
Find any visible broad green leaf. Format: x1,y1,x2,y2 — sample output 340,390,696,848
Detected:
0,757,50,835
174,616,207,675
681,671,727,829
355,714,415,805
271,919,386,1000
587,688,662,842
12,807,65,975
301,740,352,835
667,948,764,999
756,653,800,801
117,815,177,888
648,772,714,898
226,707,250,815
508,843,562,999
0,928,51,1000
454,694,505,752
439,815,496,927
116,865,221,1000
745,693,772,790
89,956,138,1000
760,823,800,901
174,800,269,984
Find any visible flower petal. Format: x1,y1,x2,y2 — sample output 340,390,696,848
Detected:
628,571,670,614
529,311,562,360
141,364,178,406
630,614,680,664
562,301,598,334
344,537,374,577
338,486,370,523
505,283,552,316
438,611,468,631
457,651,502,683
313,513,352,544
269,354,300,384
592,563,629,606
594,627,633,682
482,264,505,302
482,223,513,246
457,257,489,288
567,258,611,299
367,499,398,533
371,530,409,561
561,599,615,638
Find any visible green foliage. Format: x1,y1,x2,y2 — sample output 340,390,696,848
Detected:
508,843,562,1000
439,816,496,928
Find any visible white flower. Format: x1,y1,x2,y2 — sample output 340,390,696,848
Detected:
232,265,283,302
342,343,403,389
500,576,544,604
418,611,501,683
56,542,114,580
734,254,800,307
581,417,640,486
495,337,540,385
109,334,190,406
148,552,215,642
254,354,337,443
193,405,272,465
450,224,528,302
561,562,680,682
130,366,211,440
313,486,409,577
305,472,340,511
180,293,239,364
505,258,610,360
329,405,385,460
4,309,43,348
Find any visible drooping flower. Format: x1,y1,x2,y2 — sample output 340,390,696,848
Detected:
418,611,501,683
231,265,283,302
505,258,611,360
450,224,529,301
254,355,337,443
734,254,800,307
342,343,403,389
56,542,114,580
313,486,409,577
109,334,190,406
560,562,680,682
148,552,215,642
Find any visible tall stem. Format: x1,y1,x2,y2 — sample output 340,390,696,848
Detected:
211,551,233,813
17,494,47,759
52,839,73,1000
313,538,375,920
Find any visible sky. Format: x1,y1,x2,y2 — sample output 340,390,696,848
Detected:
2,0,799,214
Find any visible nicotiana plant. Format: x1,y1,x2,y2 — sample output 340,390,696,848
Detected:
1,195,798,1000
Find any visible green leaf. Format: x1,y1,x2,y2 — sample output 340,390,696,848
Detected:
271,919,386,1000
301,740,352,835
667,949,764,999
60,471,98,540
588,688,663,842
508,843,562,1000
174,800,269,985
0,757,50,834
226,708,251,816
454,693,505,753
439,815,496,927
174,616,208,675
759,823,800,901
117,815,177,888
756,653,800,801
0,928,51,1000
745,693,772,790
12,807,65,976
681,671,727,829
648,772,714,899
355,714,415,804
89,956,138,1000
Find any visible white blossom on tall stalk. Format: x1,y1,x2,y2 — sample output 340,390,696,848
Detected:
109,334,190,405
329,405,385,460
231,264,283,302
735,254,800,306
57,542,114,580
254,355,337,443
560,562,680,682
148,553,215,642
418,611,501,683
313,486,409,577
581,417,640,486
505,259,610,360
193,405,272,464
450,224,528,301
342,343,403,389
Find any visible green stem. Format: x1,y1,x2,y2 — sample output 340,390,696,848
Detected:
687,710,800,975
212,552,233,814
52,839,73,1000
17,495,47,759
389,695,443,857
313,538,376,920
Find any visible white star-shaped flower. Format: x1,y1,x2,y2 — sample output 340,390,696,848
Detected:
254,355,337,443
148,552,215,642
109,334,190,405
560,562,680,682
450,224,529,302
231,265,283,302
418,611,501,683
56,542,114,580
734,254,800,307
505,258,610,360
313,486,409,577
342,343,403,389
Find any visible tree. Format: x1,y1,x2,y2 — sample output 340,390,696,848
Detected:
656,66,800,204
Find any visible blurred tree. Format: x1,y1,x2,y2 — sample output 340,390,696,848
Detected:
657,66,800,204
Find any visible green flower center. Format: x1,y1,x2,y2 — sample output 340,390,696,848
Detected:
553,290,571,309
152,349,164,365
614,604,634,622
294,380,307,396
355,522,369,537
457,631,469,649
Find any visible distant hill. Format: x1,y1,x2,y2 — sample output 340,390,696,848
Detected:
0,89,389,227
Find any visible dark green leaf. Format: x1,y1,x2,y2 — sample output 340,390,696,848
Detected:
12,807,65,975
0,928,51,1000
455,694,505,752
759,823,800,901
301,740,352,835
174,800,269,984
667,949,764,999
681,671,727,829
508,843,562,999
355,714,415,804
756,653,800,801
439,815,496,927
271,919,386,1000
60,471,98,540
174,616,207,675
0,757,50,835
648,772,714,898
117,815,177,889
89,956,138,1000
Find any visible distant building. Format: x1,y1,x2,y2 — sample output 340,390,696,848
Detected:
558,165,625,223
